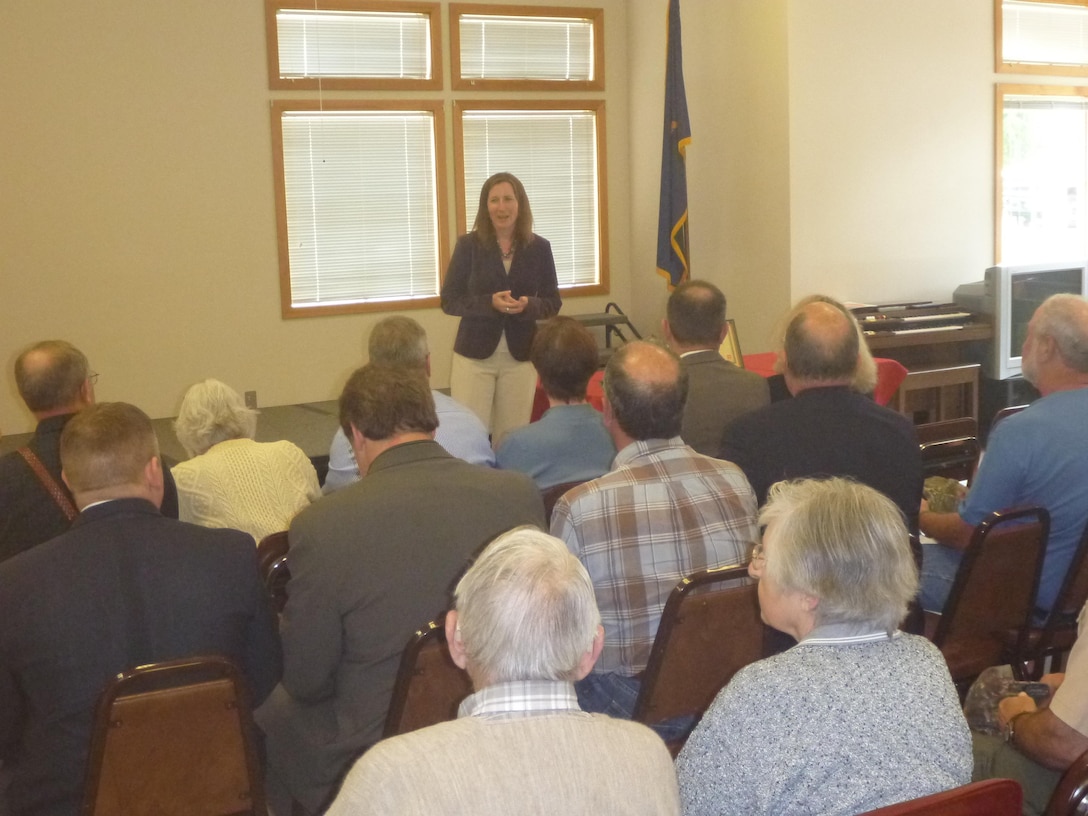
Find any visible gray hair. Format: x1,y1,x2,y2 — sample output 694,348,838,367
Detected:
368,315,429,369
1033,293,1088,373
759,478,917,633
454,527,600,685
173,379,258,457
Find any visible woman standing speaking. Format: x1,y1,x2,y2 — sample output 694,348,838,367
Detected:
441,172,561,445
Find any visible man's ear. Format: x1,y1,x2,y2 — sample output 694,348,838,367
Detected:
573,625,605,681
661,318,674,345
445,611,468,670
79,377,95,406
145,455,164,491
717,323,730,346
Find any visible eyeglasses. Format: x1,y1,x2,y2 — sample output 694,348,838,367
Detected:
748,542,766,574
88,371,100,385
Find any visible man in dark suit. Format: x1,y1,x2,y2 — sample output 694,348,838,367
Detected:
0,340,179,565
720,296,922,533
257,365,546,814
0,402,281,816
662,281,769,456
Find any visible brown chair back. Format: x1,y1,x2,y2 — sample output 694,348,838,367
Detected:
1046,747,1088,816
859,779,1022,815
991,404,1029,431
931,506,1049,686
916,417,978,446
256,531,290,613
632,564,766,729
82,656,265,816
920,436,981,485
541,480,586,521
383,614,473,739
1010,517,1088,680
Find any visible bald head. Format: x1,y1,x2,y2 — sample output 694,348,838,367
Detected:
782,298,860,386
15,340,92,416
604,341,688,441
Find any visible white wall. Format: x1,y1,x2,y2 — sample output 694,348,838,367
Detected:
0,0,631,435
0,0,1009,435
787,0,995,305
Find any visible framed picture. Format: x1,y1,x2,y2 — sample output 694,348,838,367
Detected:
718,319,744,367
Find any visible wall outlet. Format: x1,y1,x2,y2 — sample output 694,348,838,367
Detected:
244,391,258,409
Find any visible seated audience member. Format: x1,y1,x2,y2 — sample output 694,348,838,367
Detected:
0,340,179,563
721,296,922,533
496,316,615,489
257,365,545,814
324,527,680,815
0,403,281,816
919,293,1088,614
324,316,494,493
973,616,1088,816
676,478,971,816
551,341,757,722
662,280,769,456
172,378,320,543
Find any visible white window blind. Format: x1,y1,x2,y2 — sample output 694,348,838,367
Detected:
1000,92,1088,262
1002,1,1088,69
280,111,440,307
458,14,595,81
461,109,600,288
275,9,432,79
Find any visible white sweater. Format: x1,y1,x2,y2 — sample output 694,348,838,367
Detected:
172,438,320,543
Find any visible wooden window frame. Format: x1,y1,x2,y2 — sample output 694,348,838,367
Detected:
453,99,609,296
995,0,1088,76
271,99,450,318
449,4,605,92
265,0,443,91
993,83,1088,262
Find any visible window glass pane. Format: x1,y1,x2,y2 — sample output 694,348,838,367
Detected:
281,111,440,307
1001,95,1088,263
459,14,594,81
276,9,431,79
462,110,600,288
1003,1,1088,68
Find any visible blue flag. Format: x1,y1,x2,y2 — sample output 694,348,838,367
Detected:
656,0,691,289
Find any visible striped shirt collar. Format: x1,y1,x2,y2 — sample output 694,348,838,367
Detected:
458,680,582,719
798,622,901,647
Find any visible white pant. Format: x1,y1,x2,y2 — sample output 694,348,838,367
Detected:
450,338,536,448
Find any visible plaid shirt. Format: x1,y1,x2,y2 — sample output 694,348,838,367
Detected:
459,680,583,720
551,437,757,676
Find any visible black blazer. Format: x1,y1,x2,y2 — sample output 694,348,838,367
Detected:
0,413,181,565
0,498,282,815
721,386,923,533
440,233,561,361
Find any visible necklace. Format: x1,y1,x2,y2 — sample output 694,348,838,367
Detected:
499,241,515,260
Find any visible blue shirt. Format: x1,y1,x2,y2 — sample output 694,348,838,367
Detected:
960,388,1088,610
496,403,615,490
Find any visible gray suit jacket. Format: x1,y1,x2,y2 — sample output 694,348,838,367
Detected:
679,351,770,458
257,440,545,811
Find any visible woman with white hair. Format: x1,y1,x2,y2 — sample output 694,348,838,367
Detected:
676,477,971,816
172,379,319,543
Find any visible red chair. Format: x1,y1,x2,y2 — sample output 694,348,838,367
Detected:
859,779,1022,815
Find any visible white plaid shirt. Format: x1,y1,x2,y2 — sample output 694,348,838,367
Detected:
458,680,583,720
551,437,758,676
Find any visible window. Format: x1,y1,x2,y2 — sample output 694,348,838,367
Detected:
266,2,609,317
265,1,442,90
996,85,1088,263
997,0,1088,76
456,101,607,292
271,101,448,316
450,4,604,90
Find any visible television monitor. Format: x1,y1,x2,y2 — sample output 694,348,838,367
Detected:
953,261,1088,380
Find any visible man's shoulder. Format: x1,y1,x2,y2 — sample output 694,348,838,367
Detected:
564,443,742,500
